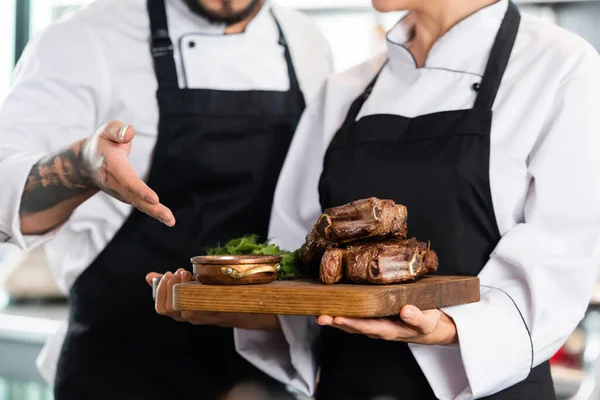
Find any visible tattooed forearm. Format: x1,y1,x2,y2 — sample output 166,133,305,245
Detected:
19,141,97,216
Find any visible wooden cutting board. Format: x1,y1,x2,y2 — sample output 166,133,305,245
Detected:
173,275,479,318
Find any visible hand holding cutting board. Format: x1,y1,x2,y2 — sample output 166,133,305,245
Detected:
146,267,458,344
317,307,458,345
146,269,280,331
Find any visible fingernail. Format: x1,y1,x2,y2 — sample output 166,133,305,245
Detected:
402,307,415,319
164,214,175,226
145,195,157,203
119,125,129,141
163,272,172,282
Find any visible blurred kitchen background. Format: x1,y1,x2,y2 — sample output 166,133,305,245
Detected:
1,0,600,399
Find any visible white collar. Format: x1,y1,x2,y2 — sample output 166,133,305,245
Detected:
386,0,509,79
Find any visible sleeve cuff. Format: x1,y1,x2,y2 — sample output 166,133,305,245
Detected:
410,286,532,399
0,153,59,250
234,315,320,397
408,342,467,400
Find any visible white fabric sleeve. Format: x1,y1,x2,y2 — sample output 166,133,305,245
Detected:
0,19,109,250
234,85,329,396
410,55,600,399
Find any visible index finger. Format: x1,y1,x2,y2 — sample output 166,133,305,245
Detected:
155,272,172,315
105,154,160,205
104,157,176,226
165,269,184,313
332,317,417,341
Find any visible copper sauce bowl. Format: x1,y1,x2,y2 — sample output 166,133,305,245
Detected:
190,255,281,285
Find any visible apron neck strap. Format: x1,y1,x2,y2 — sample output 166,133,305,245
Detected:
271,10,305,104
147,0,178,88
336,59,388,137
473,1,521,110
344,0,521,122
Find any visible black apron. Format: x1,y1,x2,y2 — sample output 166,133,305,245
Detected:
54,0,304,398
316,3,556,400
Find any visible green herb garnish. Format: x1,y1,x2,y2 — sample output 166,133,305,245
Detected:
206,235,301,280
279,249,301,280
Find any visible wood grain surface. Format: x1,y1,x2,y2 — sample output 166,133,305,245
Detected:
173,275,480,318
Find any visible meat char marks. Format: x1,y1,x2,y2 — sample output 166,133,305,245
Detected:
300,225,328,279
301,198,407,278
317,197,407,243
321,239,439,284
320,248,344,284
301,197,438,285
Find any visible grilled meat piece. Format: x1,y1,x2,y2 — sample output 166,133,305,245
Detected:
340,238,438,284
320,248,344,284
300,197,436,284
317,198,407,243
299,225,328,279
343,241,377,283
367,240,437,284
318,238,437,285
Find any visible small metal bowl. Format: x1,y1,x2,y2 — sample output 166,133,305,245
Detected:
190,255,282,285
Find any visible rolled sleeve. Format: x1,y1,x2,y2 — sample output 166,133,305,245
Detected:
0,153,58,249
234,316,320,397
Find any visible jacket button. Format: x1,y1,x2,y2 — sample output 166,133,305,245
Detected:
472,82,481,92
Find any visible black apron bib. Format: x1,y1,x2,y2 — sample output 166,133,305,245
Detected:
316,3,556,400
54,1,304,399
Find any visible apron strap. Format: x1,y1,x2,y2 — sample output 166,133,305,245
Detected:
335,0,520,131
147,0,179,88
329,59,388,147
473,1,521,111
271,10,306,107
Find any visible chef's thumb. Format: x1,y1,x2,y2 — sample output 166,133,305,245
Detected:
99,120,136,144
145,272,163,286
400,305,438,335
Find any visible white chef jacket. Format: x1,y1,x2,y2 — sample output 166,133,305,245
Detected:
0,0,333,385
234,1,600,399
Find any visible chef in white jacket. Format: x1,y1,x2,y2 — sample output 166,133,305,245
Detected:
0,0,332,399
154,0,600,399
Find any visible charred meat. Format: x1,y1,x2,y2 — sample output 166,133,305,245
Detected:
299,197,438,285
319,238,438,285
320,247,344,284
346,238,438,284
300,225,328,279
317,198,408,243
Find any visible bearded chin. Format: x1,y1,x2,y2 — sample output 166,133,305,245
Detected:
183,0,263,25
